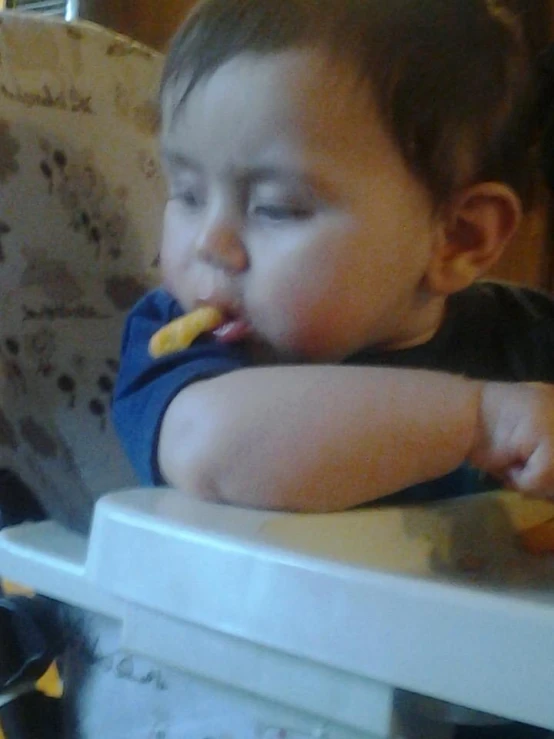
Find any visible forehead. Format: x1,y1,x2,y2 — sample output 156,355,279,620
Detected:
161,49,397,174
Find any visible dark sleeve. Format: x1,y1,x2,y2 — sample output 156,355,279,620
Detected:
481,282,554,384
516,285,554,384
111,289,251,486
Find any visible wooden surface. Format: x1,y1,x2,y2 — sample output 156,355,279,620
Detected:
489,196,552,289
78,0,195,50
78,0,554,54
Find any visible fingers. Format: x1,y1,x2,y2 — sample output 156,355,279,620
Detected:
506,444,554,499
472,382,554,500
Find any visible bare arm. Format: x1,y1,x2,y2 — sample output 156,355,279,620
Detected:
158,365,483,511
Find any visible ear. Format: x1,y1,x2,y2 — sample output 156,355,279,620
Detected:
425,182,522,295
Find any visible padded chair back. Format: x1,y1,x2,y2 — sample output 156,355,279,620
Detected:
0,12,164,530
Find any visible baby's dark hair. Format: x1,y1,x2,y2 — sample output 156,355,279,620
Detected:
161,0,535,209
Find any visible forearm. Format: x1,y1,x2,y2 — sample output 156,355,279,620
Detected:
159,365,483,511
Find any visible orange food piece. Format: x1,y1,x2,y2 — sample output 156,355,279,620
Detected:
519,516,554,555
149,306,223,358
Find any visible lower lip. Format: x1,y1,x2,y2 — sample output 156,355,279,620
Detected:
213,318,253,344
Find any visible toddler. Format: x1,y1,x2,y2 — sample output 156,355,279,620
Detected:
107,2,554,736
115,0,554,513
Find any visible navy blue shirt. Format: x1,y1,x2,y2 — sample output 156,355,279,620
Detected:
112,289,252,485
112,282,554,501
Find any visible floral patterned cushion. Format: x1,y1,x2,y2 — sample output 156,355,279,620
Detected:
0,12,165,531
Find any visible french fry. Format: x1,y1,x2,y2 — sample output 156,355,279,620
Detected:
149,306,223,358
519,515,554,555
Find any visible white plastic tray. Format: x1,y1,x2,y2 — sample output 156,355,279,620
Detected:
1,487,553,733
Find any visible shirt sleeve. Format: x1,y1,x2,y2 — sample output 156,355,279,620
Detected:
518,285,554,384
111,289,252,486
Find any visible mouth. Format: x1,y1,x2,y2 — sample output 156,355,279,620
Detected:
195,299,253,344
212,315,253,344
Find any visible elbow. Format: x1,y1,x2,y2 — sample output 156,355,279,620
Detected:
157,386,221,501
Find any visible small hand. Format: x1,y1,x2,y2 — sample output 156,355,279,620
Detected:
470,382,554,499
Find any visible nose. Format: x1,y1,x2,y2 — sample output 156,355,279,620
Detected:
196,219,249,274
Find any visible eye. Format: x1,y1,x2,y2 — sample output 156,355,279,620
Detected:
171,189,204,210
181,191,201,208
251,204,312,222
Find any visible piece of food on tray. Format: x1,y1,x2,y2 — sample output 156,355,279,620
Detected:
519,516,554,555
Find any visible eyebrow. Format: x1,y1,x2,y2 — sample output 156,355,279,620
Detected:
247,166,309,184
162,150,305,180
160,150,337,198
161,149,200,170
247,167,340,203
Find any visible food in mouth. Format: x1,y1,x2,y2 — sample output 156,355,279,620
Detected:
149,306,224,358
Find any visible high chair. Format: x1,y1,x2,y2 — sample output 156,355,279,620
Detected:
0,10,162,736
1,11,554,739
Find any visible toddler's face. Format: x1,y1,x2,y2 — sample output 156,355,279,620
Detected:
160,49,444,360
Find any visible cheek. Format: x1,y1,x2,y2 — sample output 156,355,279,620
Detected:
245,224,391,356
159,234,178,293
160,206,177,265
248,248,339,350
160,206,194,283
